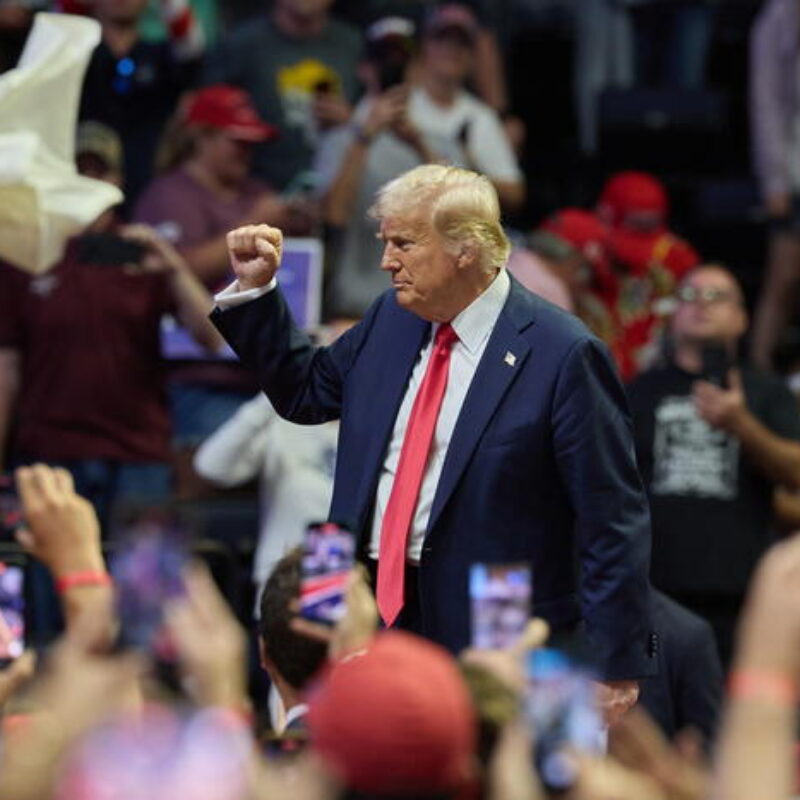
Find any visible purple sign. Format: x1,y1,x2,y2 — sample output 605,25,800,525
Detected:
161,237,324,361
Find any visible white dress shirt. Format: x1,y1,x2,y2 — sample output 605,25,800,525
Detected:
214,269,511,562
368,270,510,561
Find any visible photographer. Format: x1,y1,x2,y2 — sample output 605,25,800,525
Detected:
313,16,461,317
0,122,222,527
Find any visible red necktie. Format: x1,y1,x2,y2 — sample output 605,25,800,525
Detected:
377,322,459,626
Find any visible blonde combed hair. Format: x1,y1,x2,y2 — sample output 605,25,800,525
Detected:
369,165,511,271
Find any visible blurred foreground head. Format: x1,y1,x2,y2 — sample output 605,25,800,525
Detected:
308,631,477,796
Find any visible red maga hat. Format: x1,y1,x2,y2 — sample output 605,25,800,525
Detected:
597,171,669,228
530,207,610,273
308,631,476,795
185,85,278,142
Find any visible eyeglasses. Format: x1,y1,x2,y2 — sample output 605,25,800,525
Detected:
675,285,737,306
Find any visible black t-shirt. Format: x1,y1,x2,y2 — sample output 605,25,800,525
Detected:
627,362,800,598
79,40,200,207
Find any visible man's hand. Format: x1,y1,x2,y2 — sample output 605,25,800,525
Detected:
290,565,378,660
460,618,550,695
245,192,287,227
609,707,709,800
361,86,408,140
0,650,35,710
312,92,353,128
165,562,249,711
766,191,791,219
226,224,283,291
692,370,747,433
14,465,104,579
118,224,187,275
595,679,640,727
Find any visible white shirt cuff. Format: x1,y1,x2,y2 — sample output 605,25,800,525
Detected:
214,277,277,310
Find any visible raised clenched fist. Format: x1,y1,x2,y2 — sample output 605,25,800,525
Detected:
226,224,283,291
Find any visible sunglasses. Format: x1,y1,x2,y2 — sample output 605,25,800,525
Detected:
675,285,737,305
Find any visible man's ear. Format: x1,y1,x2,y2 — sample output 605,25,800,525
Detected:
457,243,478,270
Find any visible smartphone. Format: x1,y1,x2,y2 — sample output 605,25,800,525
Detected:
377,58,406,92
700,344,732,389
299,522,356,625
525,649,604,794
75,233,146,267
110,515,187,657
0,474,23,540
470,562,532,649
0,562,25,665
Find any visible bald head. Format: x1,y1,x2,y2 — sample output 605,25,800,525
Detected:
672,263,747,347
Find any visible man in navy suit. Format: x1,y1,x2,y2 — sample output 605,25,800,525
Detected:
212,165,655,721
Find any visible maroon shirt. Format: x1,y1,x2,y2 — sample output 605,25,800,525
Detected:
133,167,270,291
133,167,266,390
0,242,175,462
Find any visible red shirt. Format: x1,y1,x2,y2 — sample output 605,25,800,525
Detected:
0,242,175,462
595,229,700,381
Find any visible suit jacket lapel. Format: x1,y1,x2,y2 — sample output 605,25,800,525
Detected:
426,280,537,534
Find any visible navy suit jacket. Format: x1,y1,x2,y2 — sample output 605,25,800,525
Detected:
640,590,723,744
212,277,656,679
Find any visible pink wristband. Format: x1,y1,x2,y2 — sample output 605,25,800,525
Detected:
55,570,112,594
728,669,797,706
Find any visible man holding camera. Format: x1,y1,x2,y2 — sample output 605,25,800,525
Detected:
0,122,222,527
627,264,800,665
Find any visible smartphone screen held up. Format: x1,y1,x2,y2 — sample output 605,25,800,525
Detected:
525,648,605,794
470,562,532,649
299,522,356,625
0,562,25,665
0,474,23,540
110,514,188,658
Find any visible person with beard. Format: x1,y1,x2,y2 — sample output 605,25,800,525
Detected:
627,264,800,665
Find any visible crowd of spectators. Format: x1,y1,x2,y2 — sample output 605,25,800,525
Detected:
5,0,800,797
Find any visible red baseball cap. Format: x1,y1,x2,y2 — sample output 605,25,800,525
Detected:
184,85,278,142
530,208,610,272
596,171,669,228
307,631,477,795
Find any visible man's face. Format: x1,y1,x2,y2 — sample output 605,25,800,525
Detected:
421,28,474,84
94,0,148,24
274,0,333,19
671,267,747,346
203,130,253,185
379,213,461,322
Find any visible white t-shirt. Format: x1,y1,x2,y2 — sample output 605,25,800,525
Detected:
193,394,339,593
408,87,523,183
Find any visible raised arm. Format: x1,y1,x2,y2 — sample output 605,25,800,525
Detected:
119,224,225,353
693,371,800,490
0,348,19,471
211,225,378,424
193,394,275,486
